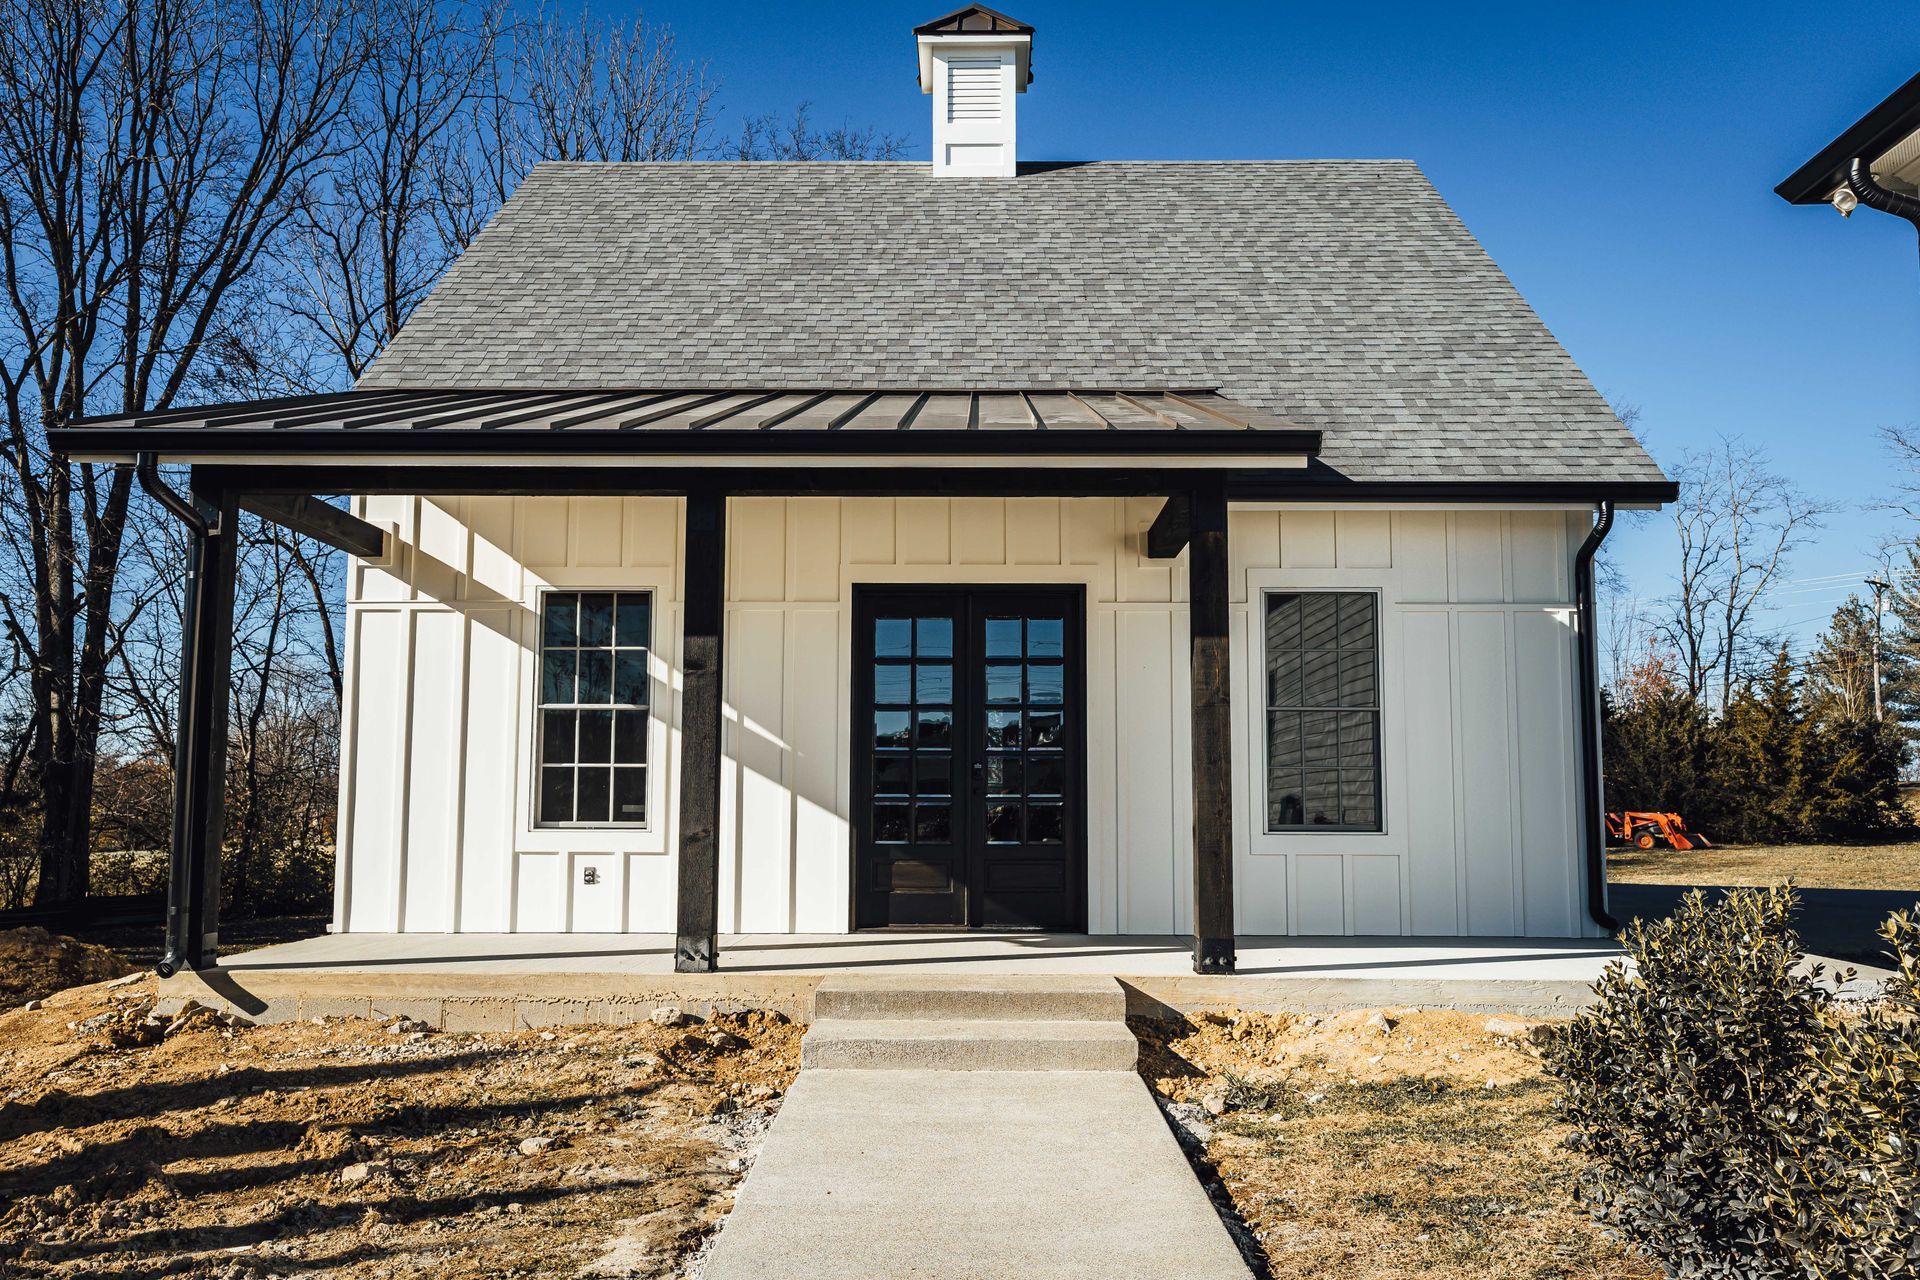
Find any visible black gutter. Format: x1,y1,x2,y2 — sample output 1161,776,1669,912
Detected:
1573,500,1619,933
1777,69,1920,204
137,454,212,977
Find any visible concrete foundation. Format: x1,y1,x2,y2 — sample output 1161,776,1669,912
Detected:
159,932,1626,1025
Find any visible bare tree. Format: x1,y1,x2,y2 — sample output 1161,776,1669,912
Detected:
519,8,716,164
1656,438,1824,707
732,102,908,161
284,0,502,382
0,0,363,905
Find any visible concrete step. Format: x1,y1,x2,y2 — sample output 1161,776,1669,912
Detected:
810,974,1126,1023
801,1017,1140,1072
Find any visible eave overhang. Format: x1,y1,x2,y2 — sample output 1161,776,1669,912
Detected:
1777,69,1920,204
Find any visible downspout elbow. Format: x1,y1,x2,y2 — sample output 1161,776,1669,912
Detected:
1845,157,1920,239
137,452,216,538
1574,500,1619,934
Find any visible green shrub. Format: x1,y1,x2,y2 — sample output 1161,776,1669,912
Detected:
1544,886,1920,1279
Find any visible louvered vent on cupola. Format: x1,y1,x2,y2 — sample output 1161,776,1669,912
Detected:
914,5,1033,177
946,57,1004,121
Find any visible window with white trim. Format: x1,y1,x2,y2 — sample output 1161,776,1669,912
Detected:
536,591,651,826
1264,591,1381,832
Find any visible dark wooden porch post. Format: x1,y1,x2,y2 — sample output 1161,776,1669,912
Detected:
675,490,726,972
161,471,238,974
1189,482,1236,974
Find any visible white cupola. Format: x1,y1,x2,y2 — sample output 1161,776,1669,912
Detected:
915,5,1034,177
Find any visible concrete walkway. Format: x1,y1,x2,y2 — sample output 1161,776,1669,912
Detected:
698,975,1251,1279
700,1071,1251,1280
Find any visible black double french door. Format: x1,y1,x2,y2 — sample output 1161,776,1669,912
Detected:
852,586,1086,931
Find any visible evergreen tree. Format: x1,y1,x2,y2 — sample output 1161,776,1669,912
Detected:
1712,646,1804,842
1881,542,1920,733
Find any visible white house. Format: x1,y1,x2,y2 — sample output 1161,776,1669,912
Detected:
57,5,1674,976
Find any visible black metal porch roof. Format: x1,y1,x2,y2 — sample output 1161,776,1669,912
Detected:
54,387,1322,461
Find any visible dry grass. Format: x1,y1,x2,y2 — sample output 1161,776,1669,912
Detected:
1608,840,1920,892
1138,1009,1656,1280
0,972,801,1278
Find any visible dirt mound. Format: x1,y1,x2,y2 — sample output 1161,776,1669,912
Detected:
1136,1006,1555,1104
0,927,138,1010
0,986,803,1278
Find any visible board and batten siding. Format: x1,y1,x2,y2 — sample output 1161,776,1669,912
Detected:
335,497,1594,939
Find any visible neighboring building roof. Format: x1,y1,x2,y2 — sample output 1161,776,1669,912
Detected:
1778,70,1920,204
59,387,1320,459
357,161,1665,491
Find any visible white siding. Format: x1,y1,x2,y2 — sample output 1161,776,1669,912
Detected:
1231,508,1588,939
337,497,1591,938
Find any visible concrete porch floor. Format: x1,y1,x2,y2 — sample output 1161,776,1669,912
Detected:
158,932,1626,1027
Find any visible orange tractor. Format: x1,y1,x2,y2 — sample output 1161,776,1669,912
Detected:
1606,811,1712,852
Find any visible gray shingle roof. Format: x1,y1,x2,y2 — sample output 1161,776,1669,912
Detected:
359,160,1665,487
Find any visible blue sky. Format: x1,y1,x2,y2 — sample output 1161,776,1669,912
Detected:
660,0,1917,651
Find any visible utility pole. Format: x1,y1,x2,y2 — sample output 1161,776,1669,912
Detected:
1866,575,1891,721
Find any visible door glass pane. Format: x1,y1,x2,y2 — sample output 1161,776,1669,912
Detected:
984,803,1021,843
874,803,910,843
1027,755,1065,796
985,756,1022,796
1028,711,1064,748
1026,664,1064,705
915,617,953,657
915,805,952,843
1027,617,1063,657
874,664,912,705
915,710,953,749
875,711,911,748
874,755,912,794
915,663,953,704
985,617,1022,657
985,664,1022,703
1027,803,1065,844
986,710,1023,749
876,617,913,658
916,754,953,796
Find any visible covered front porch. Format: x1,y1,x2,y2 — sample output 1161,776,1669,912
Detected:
56,387,1354,979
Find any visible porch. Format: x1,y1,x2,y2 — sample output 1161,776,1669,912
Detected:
157,930,1625,1023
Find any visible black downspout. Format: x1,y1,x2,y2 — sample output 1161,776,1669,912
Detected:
1574,500,1619,933
1846,157,1920,256
137,454,215,977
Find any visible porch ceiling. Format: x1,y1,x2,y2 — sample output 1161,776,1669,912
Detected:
53,386,1322,463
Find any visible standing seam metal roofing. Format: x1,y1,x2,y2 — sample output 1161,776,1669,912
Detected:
357,160,1667,488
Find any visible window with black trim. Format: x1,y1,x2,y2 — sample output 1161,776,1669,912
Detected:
1264,591,1381,831
536,591,651,826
